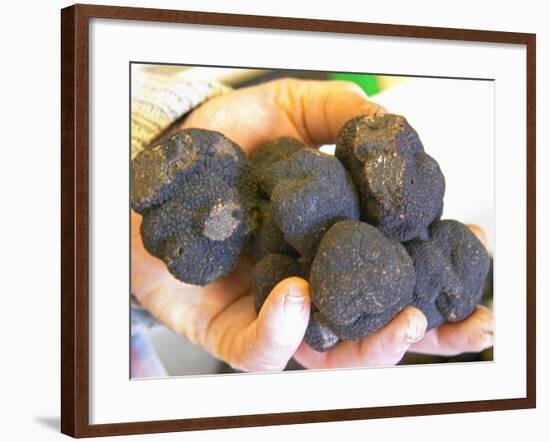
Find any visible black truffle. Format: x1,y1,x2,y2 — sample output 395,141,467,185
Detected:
251,253,309,313
310,220,415,338
250,137,305,196
326,302,406,341
247,200,297,262
251,253,340,352
304,309,340,352
265,144,361,258
336,114,445,242
131,129,259,286
404,220,490,328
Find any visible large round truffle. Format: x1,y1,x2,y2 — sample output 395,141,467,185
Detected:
404,220,490,328
131,129,259,286
336,114,445,242
249,137,305,196
310,220,415,337
259,143,361,258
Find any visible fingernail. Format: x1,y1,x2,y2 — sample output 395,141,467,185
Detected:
284,287,306,313
481,331,494,349
405,318,425,343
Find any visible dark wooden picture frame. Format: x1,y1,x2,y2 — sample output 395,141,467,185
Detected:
61,3,536,438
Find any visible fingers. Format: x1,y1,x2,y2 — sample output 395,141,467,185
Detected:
294,306,427,369
467,223,488,248
216,277,311,372
182,86,284,154
409,305,493,356
131,210,175,300
274,78,386,146
181,78,385,154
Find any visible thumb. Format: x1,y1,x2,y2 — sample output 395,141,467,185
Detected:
241,277,311,372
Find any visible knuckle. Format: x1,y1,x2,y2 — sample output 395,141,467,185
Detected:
467,329,493,352
334,80,367,97
271,77,301,94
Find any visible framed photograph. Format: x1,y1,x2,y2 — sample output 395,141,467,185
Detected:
61,3,536,438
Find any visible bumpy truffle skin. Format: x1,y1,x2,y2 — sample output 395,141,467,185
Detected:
252,254,339,352
131,130,200,213
310,220,415,335
414,301,446,330
249,137,305,196
304,309,340,352
404,220,490,328
335,114,445,242
401,239,447,329
247,201,297,262
269,147,361,258
131,129,259,286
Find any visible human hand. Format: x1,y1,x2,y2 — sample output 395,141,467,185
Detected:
132,78,493,372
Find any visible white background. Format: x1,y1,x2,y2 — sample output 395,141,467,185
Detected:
0,0,546,440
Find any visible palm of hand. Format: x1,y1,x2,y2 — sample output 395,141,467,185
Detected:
132,79,493,372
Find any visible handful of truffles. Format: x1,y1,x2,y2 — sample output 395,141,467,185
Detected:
131,114,490,352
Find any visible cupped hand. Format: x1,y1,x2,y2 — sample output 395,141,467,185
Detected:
132,78,493,372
